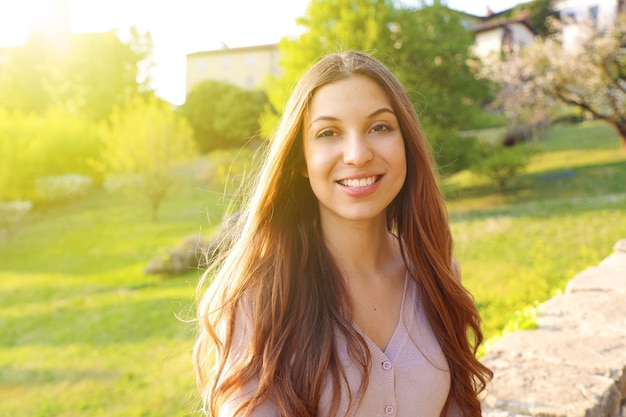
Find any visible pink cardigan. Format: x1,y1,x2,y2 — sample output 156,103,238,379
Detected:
219,277,460,417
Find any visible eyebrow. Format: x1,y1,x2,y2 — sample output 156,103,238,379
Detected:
308,107,396,130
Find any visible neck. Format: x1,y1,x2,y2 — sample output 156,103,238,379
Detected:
320,215,403,283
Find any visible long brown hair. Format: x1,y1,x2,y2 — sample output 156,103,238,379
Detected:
194,51,492,417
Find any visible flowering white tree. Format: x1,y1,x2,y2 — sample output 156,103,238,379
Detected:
480,48,555,142
484,14,626,151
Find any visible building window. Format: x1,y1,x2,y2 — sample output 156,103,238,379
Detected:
197,58,206,71
589,5,599,24
245,76,255,89
222,56,230,68
246,53,255,66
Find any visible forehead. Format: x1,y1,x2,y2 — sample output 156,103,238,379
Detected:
307,74,392,118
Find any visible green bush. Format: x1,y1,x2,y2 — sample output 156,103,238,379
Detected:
179,81,269,152
0,107,101,201
0,109,39,200
470,142,533,191
427,126,480,177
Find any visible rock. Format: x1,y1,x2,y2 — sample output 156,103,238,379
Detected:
481,239,626,417
613,239,626,254
144,212,239,276
144,233,208,276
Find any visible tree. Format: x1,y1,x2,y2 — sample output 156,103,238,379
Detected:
0,27,153,121
100,97,196,221
262,0,490,175
479,48,555,142
0,107,100,202
524,0,558,38
508,15,626,151
498,0,557,38
49,28,153,122
391,3,491,174
0,34,52,115
179,80,268,152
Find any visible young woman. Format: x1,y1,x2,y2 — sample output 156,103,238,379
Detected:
194,51,492,417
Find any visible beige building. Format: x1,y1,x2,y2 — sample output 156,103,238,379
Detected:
552,0,623,50
186,43,281,95
472,10,537,60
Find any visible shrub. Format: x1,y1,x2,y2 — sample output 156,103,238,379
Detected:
471,142,533,191
35,174,94,204
428,126,480,177
0,107,101,201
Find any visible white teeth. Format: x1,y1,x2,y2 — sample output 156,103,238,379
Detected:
339,176,377,188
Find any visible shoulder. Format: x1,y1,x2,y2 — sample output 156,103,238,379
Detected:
218,389,280,417
451,258,461,283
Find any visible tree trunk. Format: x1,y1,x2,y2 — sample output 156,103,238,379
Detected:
613,121,626,153
151,198,160,222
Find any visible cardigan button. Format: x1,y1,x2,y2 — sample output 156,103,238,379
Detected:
385,405,395,415
382,360,392,371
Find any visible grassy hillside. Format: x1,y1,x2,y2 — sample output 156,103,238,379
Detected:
0,121,624,416
0,182,222,417
444,121,626,348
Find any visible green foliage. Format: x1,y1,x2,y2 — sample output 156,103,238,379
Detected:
0,34,52,115
493,0,557,38
428,126,479,176
470,142,533,191
391,4,491,131
49,29,151,122
0,28,152,122
179,81,268,151
0,110,38,200
262,0,490,174
99,96,196,221
0,107,101,201
523,0,558,38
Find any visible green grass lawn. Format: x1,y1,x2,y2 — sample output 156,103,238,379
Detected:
444,121,626,349
1,120,625,416
0,183,224,417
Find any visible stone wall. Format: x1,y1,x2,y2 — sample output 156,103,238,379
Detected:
482,239,626,417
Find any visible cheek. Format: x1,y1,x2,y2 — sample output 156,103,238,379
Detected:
303,148,327,179
387,139,407,175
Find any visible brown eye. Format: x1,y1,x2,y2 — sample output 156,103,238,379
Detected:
370,123,391,133
316,129,338,139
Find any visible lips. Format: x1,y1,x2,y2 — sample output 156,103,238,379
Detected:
337,175,382,188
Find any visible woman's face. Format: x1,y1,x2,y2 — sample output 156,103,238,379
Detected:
303,74,406,226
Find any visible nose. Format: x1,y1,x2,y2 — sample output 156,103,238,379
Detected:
342,132,373,166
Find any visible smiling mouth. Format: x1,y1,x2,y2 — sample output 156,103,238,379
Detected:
337,175,382,188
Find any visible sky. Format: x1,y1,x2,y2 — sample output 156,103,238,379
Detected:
0,0,525,105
